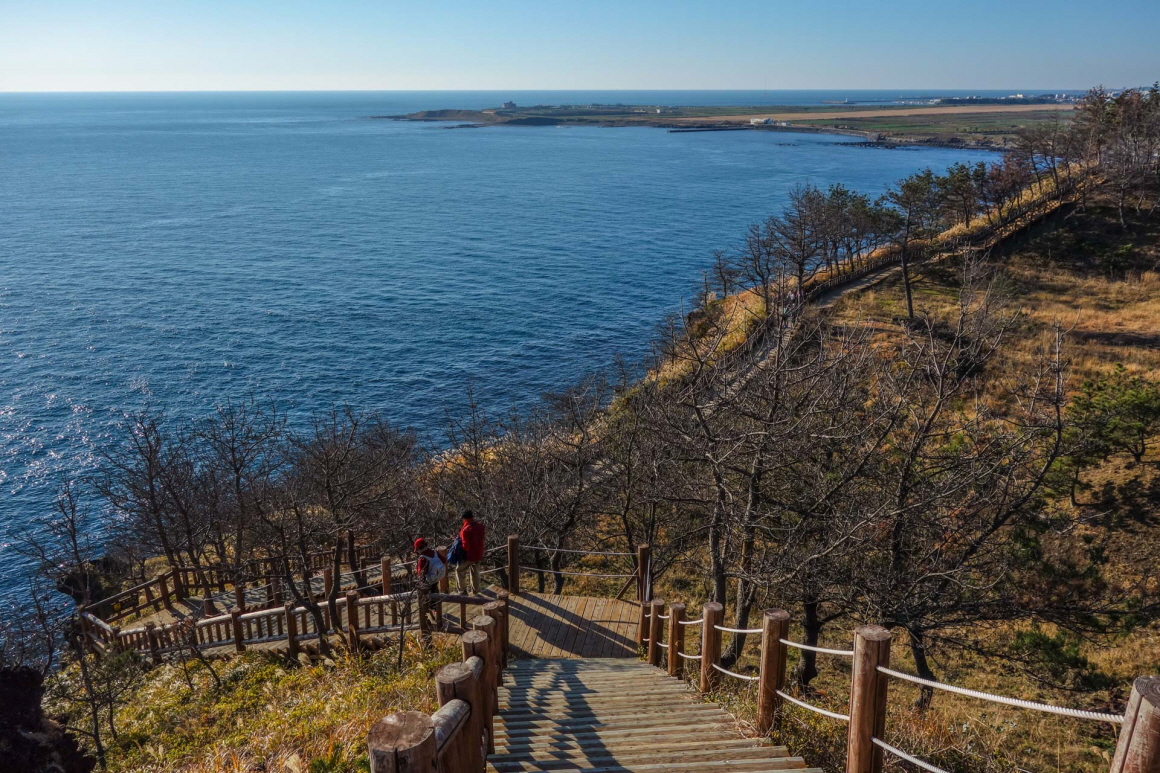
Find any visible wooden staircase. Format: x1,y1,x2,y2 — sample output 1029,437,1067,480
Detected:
490,658,819,773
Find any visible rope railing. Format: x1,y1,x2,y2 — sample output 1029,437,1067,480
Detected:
877,667,1126,723
528,545,634,557
679,618,703,626
677,651,700,661
775,690,850,722
714,624,762,634
656,614,670,620
779,638,855,657
872,738,949,773
712,662,760,682
517,566,635,578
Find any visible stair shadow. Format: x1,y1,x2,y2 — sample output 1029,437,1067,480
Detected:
508,594,638,658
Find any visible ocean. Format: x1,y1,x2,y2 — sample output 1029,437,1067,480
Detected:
0,91,1000,598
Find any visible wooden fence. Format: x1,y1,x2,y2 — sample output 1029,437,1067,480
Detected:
366,602,509,773
79,544,499,661
636,599,1160,773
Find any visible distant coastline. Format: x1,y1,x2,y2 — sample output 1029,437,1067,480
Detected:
381,101,1076,150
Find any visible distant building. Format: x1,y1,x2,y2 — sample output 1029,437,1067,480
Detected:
750,118,772,125
502,101,517,109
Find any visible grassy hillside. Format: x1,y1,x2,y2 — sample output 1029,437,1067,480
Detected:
747,191,1160,773
46,639,461,773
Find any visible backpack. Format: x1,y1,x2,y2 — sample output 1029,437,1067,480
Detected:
447,537,466,567
422,552,446,585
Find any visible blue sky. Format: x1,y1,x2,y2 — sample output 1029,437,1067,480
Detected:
1,0,1156,92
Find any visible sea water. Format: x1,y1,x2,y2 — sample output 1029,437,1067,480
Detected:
0,91,998,597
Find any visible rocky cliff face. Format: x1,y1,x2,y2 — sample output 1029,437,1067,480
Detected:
0,667,95,773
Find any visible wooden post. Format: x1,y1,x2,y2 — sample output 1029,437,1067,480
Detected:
159,573,174,611
462,629,496,755
173,569,186,602
417,586,431,648
436,658,486,773
144,582,158,611
272,576,283,605
667,602,686,677
847,625,892,773
382,558,398,626
482,600,508,680
234,582,246,613
507,535,520,595
323,568,334,599
636,544,651,602
1110,676,1160,773
636,599,650,648
647,600,665,667
367,711,436,773
496,590,511,669
757,608,791,735
285,603,300,659
346,590,360,652
231,609,245,653
146,623,161,665
471,615,499,693
436,547,450,594
699,601,724,694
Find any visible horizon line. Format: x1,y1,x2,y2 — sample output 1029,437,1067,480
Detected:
0,86,1104,96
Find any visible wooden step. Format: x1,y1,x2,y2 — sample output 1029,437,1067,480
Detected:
501,683,693,696
490,655,816,773
500,692,697,706
493,724,744,745
487,760,817,773
493,738,774,759
499,702,725,720
495,711,734,736
488,750,804,772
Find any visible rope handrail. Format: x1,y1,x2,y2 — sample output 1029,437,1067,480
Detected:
712,662,760,682
877,667,1125,723
714,624,762,634
679,618,703,626
529,545,634,557
478,567,503,575
518,566,634,578
779,638,855,657
484,545,507,555
776,690,850,722
656,641,669,649
656,614,670,620
678,651,700,661
872,738,949,773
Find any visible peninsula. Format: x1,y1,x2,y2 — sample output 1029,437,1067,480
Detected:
386,99,1076,148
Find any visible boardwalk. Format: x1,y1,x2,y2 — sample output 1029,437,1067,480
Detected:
504,592,640,659
490,659,819,773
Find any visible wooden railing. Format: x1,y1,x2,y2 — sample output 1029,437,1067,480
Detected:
637,601,1160,773
366,601,509,773
81,547,490,659
500,535,648,601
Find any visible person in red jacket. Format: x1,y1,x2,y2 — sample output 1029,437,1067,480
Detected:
455,510,486,594
413,538,445,590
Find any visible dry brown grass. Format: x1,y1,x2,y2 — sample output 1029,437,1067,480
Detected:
50,636,462,773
